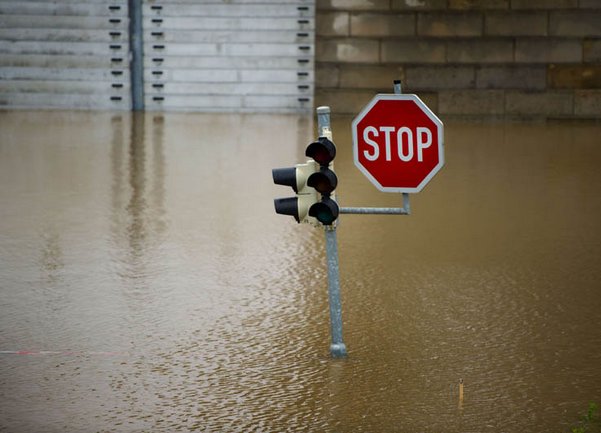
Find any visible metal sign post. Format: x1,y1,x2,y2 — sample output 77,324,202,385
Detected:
316,106,347,358
316,83,410,359
316,80,443,358
270,80,443,357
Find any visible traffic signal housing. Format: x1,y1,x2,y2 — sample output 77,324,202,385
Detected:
272,137,339,226
306,137,338,225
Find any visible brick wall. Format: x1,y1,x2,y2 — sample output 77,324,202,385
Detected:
315,0,601,119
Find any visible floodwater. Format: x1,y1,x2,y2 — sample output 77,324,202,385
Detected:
1,110,600,433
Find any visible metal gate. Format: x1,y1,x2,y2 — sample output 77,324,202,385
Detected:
0,0,314,113
0,0,131,110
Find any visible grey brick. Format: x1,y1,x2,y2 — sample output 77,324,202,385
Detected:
574,90,601,117
414,92,439,112
350,13,415,37
339,65,405,88
405,66,476,90
319,87,439,114
317,12,350,37
485,11,547,36
317,0,391,11
477,66,547,89
510,0,577,9
548,65,601,89
315,64,340,88
417,12,483,36
381,40,446,63
505,91,574,116
447,40,514,63
316,38,380,63
391,0,447,10
549,11,601,36
439,90,505,114
449,0,509,9
584,39,601,62
314,88,377,114
515,39,582,63
579,0,601,8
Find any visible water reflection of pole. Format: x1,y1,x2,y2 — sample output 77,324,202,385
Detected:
151,115,166,236
318,106,347,358
111,113,167,271
127,112,146,256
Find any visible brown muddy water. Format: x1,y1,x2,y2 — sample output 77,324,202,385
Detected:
1,110,600,433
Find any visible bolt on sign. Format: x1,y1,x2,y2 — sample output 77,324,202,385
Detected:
352,94,444,193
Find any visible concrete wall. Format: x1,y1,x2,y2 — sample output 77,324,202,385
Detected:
315,0,601,119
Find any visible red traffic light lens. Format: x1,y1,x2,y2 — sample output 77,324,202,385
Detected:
306,137,336,166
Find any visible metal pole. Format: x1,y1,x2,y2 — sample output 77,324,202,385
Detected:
314,80,408,356
317,106,347,358
128,0,144,111
324,226,346,357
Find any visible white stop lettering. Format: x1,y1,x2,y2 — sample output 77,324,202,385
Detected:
363,126,432,162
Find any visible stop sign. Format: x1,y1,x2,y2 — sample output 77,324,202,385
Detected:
352,94,444,193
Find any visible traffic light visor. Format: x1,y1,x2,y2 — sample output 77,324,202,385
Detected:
272,167,298,193
274,197,300,222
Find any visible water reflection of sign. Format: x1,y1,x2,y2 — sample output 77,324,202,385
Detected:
352,94,444,193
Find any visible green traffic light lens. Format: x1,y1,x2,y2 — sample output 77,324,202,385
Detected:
309,199,339,225
315,210,336,225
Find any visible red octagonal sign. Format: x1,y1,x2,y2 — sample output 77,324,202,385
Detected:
352,94,444,193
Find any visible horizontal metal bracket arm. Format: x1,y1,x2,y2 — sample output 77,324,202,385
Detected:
339,192,411,215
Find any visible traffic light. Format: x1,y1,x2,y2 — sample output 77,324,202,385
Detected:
305,137,338,225
273,137,339,226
